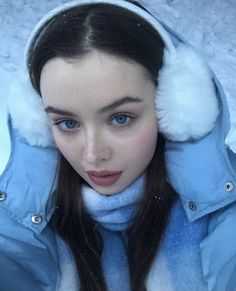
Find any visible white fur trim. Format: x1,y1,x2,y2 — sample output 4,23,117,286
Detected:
156,44,219,141
8,71,55,147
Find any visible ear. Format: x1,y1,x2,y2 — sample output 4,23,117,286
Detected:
8,71,56,147
156,44,219,142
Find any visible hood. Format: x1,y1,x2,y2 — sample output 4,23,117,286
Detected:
6,0,236,220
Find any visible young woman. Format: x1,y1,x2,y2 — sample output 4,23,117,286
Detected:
1,0,236,290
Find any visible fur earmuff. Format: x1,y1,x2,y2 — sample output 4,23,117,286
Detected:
156,44,219,142
8,71,55,147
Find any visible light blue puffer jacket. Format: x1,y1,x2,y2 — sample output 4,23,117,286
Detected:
0,12,236,291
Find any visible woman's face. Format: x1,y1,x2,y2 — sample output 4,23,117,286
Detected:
40,50,158,195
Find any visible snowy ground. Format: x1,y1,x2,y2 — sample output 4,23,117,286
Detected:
0,0,236,151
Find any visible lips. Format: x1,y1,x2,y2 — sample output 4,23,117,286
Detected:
86,170,122,186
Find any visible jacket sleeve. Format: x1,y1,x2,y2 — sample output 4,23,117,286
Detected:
0,213,59,291
0,252,44,291
200,202,236,291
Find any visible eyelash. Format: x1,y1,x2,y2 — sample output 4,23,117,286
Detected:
53,119,79,133
52,112,135,133
109,112,135,128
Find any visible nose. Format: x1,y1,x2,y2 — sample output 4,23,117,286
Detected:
83,130,112,165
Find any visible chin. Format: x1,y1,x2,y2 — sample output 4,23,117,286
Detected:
92,183,127,196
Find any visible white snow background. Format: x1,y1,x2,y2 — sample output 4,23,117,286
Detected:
0,0,236,153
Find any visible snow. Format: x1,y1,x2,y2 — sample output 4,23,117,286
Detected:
0,0,236,151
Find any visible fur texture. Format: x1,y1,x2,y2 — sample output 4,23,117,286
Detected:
156,44,219,141
8,71,55,147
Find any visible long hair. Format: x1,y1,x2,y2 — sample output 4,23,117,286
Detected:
27,2,176,290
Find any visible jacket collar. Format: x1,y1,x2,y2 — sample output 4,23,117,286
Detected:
165,76,236,222
0,116,58,234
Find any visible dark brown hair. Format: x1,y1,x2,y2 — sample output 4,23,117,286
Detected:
27,2,176,290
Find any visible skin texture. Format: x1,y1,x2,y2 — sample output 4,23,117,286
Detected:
40,50,158,195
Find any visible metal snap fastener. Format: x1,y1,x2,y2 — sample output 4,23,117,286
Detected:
31,215,43,224
189,201,196,211
224,182,234,192
0,192,7,201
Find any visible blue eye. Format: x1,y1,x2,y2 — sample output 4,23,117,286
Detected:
54,120,79,132
111,114,133,127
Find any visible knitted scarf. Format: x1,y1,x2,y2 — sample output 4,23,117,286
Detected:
81,174,145,231
56,174,144,291
56,174,208,291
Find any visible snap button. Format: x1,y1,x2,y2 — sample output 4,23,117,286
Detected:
189,201,196,211
224,182,234,192
31,215,43,224
0,192,7,201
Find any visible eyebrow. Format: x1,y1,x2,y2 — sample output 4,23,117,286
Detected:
99,96,143,114
45,107,78,117
45,96,143,116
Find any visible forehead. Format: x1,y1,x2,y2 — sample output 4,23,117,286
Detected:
40,50,155,108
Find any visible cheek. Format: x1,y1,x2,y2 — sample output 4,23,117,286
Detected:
121,123,158,164
52,132,79,164
135,126,158,159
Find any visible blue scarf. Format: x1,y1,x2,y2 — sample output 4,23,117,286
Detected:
56,174,208,291
56,174,144,291
81,174,145,231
